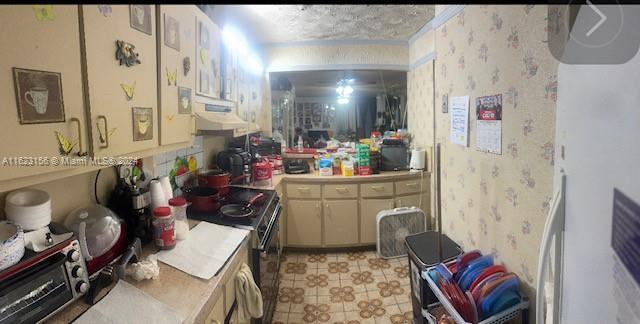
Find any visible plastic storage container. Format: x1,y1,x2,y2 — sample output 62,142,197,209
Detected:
169,197,189,240
152,207,175,250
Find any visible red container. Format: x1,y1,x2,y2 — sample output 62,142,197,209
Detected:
252,159,273,187
358,166,372,176
182,186,222,212
152,207,176,250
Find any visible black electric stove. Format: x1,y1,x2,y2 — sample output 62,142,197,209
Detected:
186,186,280,250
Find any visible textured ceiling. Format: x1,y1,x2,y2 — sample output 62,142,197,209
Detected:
272,70,407,98
207,5,435,44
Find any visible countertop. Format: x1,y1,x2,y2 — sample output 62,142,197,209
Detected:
237,170,430,191
46,219,249,324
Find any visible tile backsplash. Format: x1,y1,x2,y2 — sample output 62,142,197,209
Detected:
152,136,204,194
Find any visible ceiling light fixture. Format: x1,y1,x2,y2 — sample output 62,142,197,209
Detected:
336,78,355,98
337,97,349,105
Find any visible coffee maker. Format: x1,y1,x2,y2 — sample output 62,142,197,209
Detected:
216,148,252,184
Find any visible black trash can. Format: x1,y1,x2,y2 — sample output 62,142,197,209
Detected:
405,231,462,323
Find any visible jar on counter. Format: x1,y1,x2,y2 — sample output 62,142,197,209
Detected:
168,197,189,240
152,207,176,250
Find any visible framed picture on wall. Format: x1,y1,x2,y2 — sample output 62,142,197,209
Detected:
12,68,65,124
164,14,180,51
198,20,209,49
132,107,153,141
129,5,152,35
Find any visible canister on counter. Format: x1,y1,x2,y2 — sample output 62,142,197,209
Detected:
152,207,176,250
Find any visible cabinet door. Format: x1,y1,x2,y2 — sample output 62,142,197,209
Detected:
395,193,426,210
287,200,321,246
360,198,394,244
0,5,88,181
194,10,221,100
82,5,158,157
205,294,225,324
158,5,198,146
324,199,358,246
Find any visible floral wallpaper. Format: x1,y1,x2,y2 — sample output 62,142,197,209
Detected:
408,5,558,304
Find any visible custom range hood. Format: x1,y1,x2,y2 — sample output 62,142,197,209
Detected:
194,97,247,131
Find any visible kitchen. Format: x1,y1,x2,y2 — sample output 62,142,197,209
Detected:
0,4,638,324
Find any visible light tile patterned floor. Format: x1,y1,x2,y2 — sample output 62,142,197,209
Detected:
273,251,413,324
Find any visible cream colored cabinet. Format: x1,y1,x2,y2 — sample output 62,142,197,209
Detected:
360,198,394,244
287,200,321,246
194,9,221,100
323,199,358,246
205,294,225,324
82,5,158,157
0,6,88,181
396,193,427,210
158,5,198,146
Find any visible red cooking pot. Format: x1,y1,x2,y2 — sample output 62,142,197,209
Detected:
198,169,249,195
182,186,222,213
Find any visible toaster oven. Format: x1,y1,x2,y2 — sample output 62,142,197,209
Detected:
0,238,89,323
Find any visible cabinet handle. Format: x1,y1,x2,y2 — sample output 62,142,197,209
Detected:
211,320,221,324
325,204,330,217
335,187,348,192
191,114,197,136
406,182,418,188
371,185,384,191
70,117,87,156
388,201,394,209
97,115,109,148
297,187,310,192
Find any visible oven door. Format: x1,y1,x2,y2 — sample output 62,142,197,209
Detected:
252,204,281,324
0,253,73,324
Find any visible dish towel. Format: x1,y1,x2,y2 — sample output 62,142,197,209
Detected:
235,262,263,322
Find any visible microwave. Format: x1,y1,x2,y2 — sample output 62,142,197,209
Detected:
0,238,89,323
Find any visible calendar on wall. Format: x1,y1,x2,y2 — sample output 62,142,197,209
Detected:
475,94,502,154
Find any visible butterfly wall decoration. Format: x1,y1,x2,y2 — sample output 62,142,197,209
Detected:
33,5,55,22
120,82,136,100
96,124,117,144
165,114,175,123
166,68,177,86
97,5,112,17
54,131,77,156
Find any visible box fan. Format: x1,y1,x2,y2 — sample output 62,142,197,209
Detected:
376,207,426,259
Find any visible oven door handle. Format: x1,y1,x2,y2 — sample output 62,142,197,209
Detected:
257,203,281,252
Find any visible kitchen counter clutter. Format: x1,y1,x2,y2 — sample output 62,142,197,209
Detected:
47,220,251,324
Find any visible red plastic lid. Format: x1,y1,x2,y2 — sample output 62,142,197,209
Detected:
168,197,187,207
153,206,171,217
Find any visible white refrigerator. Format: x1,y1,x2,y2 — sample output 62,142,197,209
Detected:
536,9,640,324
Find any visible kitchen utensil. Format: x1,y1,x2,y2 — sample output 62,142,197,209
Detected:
5,188,52,230
64,205,128,274
0,221,24,271
232,190,267,204
478,275,520,318
456,249,482,273
183,186,222,213
198,169,249,195
220,193,264,218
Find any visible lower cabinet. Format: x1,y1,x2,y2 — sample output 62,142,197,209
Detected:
323,199,359,246
395,193,426,210
360,198,394,244
287,200,322,246
205,296,225,324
